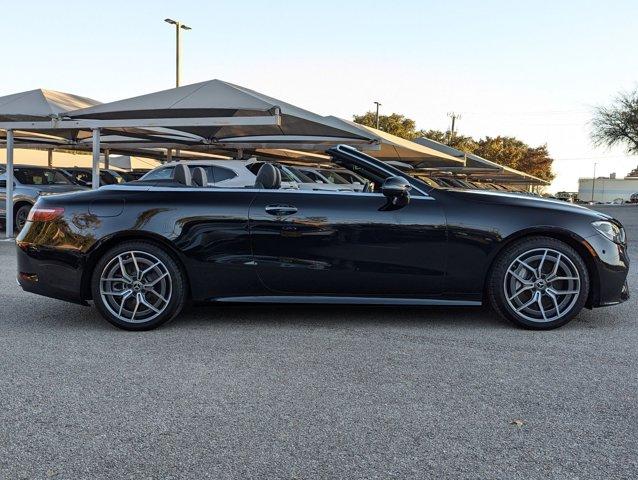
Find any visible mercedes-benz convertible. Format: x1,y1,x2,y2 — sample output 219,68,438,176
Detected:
15,145,629,330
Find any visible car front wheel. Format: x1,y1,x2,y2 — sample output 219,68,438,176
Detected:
488,236,590,329
91,241,187,330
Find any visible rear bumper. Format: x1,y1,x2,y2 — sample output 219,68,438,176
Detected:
16,240,88,305
585,233,630,307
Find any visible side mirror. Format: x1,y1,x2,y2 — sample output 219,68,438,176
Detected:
382,176,411,206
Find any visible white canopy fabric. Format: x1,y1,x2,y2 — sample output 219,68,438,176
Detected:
0,89,101,144
0,89,100,121
414,137,548,185
0,88,214,150
67,80,377,147
323,118,463,166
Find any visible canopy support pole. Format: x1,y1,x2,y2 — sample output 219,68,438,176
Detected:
104,149,110,169
167,148,173,162
47,149,53,168
91,128,100,189
5,129,14,237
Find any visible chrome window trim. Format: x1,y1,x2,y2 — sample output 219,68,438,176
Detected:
102,184,434,200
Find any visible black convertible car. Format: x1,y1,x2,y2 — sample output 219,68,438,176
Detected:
16,145,629,330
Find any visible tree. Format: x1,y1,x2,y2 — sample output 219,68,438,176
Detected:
352,112,422,140
592,89,638,154
419,129,479,153
352,112,555,180
474,136,555,181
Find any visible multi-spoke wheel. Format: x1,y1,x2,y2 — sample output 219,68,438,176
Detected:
488,237,589,329
15,204,31,233
91,241,187,330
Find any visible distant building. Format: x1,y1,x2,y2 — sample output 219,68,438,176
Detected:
578,168,638,202
627,166,638,178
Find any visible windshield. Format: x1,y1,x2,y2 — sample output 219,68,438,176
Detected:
286,167,314,183
278,166,299,183
14,168,72,185
318,169,350,184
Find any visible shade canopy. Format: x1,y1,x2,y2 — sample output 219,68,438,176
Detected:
0,88,100,121
413,137,548,185
0,89,102,144
323,118,463,166
67,79,377,148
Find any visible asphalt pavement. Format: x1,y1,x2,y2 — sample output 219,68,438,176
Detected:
0,206,636,479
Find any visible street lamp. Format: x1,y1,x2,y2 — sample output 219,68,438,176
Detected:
374,101,382,130
164,18,191,87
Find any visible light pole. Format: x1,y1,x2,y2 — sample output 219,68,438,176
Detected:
164,18,191,87
447,112,461,145
374,101,382,130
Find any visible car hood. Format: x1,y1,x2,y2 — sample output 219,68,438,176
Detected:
443,188,610,220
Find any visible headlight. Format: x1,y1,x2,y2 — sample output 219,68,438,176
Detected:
592,220,626,244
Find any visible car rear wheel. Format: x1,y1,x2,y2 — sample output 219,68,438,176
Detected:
488,236,589,329
14,204,31,232
91,241,187,330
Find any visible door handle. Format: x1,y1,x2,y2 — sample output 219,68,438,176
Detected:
265,204,298,216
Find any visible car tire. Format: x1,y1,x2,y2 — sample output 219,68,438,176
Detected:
488,236,589,330
14,204,32,233
91,241,187,331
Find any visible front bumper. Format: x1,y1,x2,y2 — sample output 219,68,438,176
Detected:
585,233,630,307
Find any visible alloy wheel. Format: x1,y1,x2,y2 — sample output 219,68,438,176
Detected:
504,248,581,323
99,250,172,323
15,207,29,231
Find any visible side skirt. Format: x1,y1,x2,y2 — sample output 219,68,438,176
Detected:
213,296,482,306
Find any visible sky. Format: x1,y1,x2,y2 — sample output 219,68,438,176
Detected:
2,0,637,192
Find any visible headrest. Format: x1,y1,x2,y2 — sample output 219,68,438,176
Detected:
254,163,281,189
192,167,208,187
172,164,192,186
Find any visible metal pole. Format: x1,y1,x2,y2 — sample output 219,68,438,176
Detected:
104,149,110,169
165,18,190,88
47,149,53,168
374,101,381,129
447,112,461,145
591,163,597,202
5,129,14,237
167,148,173,163
175,22,181,87
92,128,101,189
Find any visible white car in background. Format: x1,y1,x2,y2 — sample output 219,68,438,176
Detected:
140,160,260,188
140,159,359,191
245,161,355,192
140,159,303,189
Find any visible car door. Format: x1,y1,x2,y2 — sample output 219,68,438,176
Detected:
136,187,262,300
248,190,447,297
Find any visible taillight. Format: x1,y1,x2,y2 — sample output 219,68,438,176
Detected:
27,207,65,222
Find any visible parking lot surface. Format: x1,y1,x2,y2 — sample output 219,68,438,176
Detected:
1,206,637,479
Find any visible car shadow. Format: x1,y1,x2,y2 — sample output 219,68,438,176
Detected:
10,295,624,333
171,303,509,331
14,299,509,332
